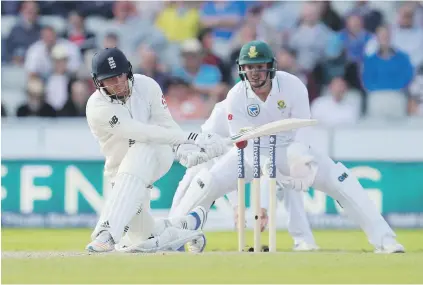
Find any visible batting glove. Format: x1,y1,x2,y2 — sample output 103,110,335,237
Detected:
185,132,226,159
175,144,209,168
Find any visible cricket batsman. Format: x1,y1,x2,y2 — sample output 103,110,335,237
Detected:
171,41,405,254
170,99,318,252
85,47,227,253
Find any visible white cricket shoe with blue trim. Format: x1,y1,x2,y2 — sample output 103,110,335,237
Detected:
86,230,115,253
185,206,208,253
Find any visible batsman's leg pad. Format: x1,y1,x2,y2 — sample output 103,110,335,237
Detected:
170,168,218,217
169,161,213,217
93,143,173,244
119,187,156,247
92,173,150,243
172,148,249,217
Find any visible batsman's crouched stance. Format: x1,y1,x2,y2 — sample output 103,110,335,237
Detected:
171,40,405,254
92,143,174,247
85,47,227,253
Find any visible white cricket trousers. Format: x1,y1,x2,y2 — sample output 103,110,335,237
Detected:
201,143,397,248
92,143,174,243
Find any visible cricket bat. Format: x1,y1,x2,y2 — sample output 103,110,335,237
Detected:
227,118,318,144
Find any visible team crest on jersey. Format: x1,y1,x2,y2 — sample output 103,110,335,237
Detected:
247,104,260,117
277,100,286,110
108,57,116,69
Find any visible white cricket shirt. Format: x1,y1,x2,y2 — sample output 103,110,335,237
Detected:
86,74,187,178
226,71,310,148
201,99,230,137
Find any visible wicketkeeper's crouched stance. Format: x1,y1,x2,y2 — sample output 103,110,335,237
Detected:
85,48,227,253
171,41,405,254
170,100,318,251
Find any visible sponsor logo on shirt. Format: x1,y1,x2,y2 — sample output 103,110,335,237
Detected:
338,172,348,182
247,104,260,117
197,179,205,189
109,115,119,128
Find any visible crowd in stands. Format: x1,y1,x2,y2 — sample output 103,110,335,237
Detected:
2,1,423,126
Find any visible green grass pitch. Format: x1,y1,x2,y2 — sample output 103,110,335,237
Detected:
2,229,423,284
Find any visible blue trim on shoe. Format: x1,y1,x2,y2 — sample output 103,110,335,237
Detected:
199,207,207,228
189,211,201,230
177,245,186,252
199,234,207,252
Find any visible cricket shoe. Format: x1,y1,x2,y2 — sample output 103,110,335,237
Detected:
374,243,405,254
187,234,207,253
186,206,208,253
293,241,319,252
86,230,115,253
115,227,204,253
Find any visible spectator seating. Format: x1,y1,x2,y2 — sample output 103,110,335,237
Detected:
1,15,17,38
39,15,67,35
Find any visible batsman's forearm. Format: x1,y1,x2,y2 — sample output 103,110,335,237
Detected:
112,117,188,145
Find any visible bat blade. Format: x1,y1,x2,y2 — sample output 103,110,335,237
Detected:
228,118,318,144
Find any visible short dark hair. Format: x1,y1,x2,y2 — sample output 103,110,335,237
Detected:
41,25,56,33
248,5,263,15
197,27,213,43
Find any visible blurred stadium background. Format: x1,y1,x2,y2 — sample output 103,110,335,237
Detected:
1,0,423,231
